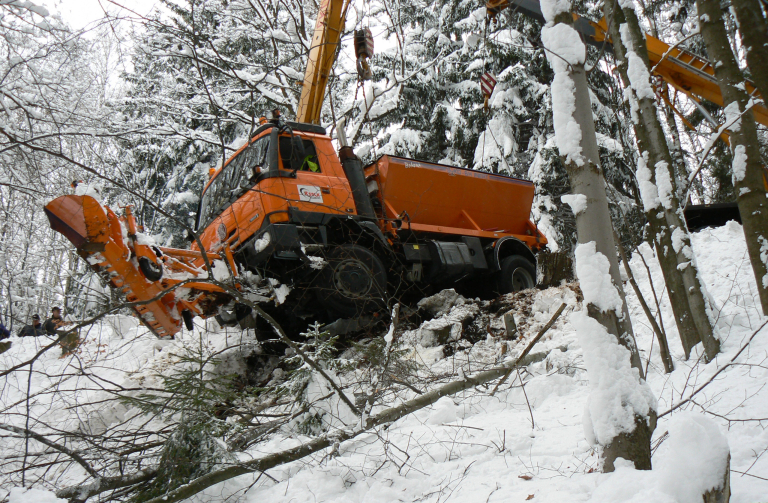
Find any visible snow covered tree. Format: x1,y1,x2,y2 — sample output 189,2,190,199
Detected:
539,0,655,472
603,0,721,360
0,1,115,325
696,0,768,316
116,0,314,246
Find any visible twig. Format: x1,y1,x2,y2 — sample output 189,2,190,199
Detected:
615,232,674,373
517,369,535,429
0,423,99,478
659,320,768,418
491,303,566,396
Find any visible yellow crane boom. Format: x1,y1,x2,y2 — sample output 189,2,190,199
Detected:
296,0,351,124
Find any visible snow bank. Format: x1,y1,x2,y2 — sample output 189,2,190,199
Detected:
6,222,768,503
417,288,465,317
8,487,65,503
590,413,729,503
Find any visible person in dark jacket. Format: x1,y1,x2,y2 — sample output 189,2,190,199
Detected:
45,307,78,356
44,306,70,335
0,321,10,354
19,314,45,337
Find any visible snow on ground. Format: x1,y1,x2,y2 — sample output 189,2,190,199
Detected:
2,221,767,502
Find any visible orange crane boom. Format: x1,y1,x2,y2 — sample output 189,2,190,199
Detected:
487,0,768,126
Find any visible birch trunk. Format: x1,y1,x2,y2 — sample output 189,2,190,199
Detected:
698,0,768,316
541,3,653,471
603,0,721,360
564,61,642,373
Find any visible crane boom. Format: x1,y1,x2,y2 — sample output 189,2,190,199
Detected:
488,0,768,126
296,0,351,124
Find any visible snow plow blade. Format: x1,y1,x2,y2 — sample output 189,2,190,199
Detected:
45,195,234,339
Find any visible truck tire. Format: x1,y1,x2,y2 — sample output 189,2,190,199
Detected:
316,244,387,317
138,256,163,282
499,255,536,293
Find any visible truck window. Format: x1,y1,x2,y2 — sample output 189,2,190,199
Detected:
198,136,270,229
279,137,320,172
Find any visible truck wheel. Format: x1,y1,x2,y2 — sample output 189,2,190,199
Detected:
138,256,163,282
499,255,536,293
316,244,387,317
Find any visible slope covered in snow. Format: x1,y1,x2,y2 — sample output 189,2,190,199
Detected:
2,221,767,503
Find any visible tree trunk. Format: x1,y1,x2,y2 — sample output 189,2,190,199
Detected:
541,3,653,471
698,0,768,316
731,0,768,104
558,57,642,375
703,454,731,503
603,0,721,360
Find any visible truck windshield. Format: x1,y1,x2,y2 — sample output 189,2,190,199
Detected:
198,136,270,229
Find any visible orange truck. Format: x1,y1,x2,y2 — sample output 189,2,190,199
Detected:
44,115,547,338
44,0,768,339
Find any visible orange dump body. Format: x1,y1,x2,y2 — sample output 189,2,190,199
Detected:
365,156,546,250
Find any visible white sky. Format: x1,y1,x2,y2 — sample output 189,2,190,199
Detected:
42,0,159,29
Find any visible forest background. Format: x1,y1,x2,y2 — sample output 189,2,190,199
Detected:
1,0,766,502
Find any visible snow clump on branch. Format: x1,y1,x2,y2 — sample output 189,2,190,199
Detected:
635,154,660,211
540,0,587,167
654,161,675,210
619,24,655,102
540,0,571,22
574,312,657,447
732,144,747,184
574,241,623,314
560,193,587,215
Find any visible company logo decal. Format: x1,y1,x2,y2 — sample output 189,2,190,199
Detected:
298,185,324,203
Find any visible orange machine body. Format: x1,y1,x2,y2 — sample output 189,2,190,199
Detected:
45,120,547,339
193,127,356,259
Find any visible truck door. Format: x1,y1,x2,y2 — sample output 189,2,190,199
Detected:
278,136,353,216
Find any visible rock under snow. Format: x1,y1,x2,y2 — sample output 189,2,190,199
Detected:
417,288,466,317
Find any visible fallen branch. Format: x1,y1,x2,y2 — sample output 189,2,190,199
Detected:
55,470,156,501
490,303,566,396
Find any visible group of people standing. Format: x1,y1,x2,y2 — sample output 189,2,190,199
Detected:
16,307,71,337
0,307,76,356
